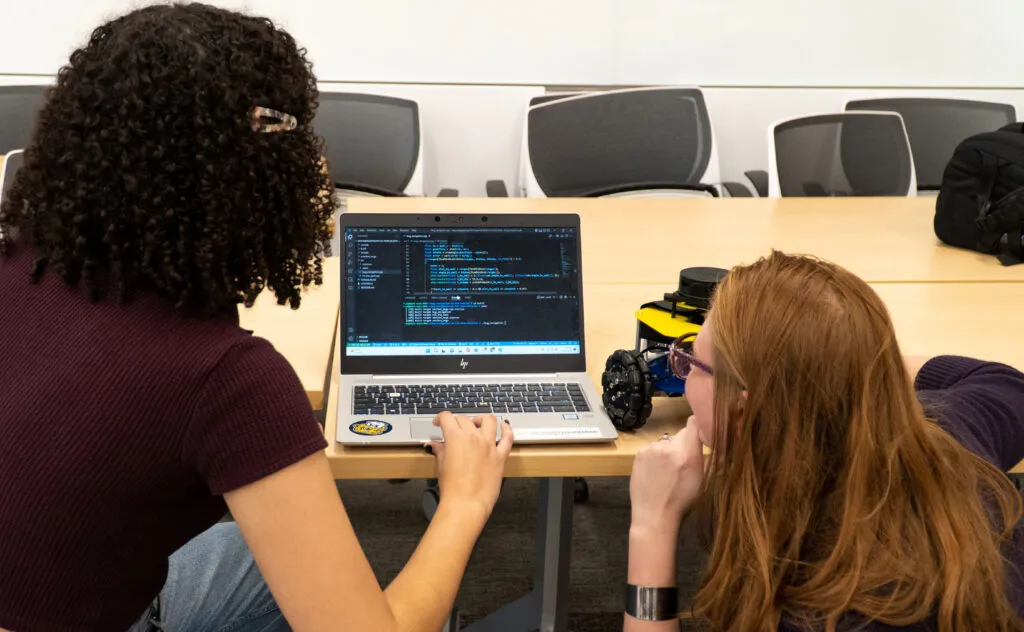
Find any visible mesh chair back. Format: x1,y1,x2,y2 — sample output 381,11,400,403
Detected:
0,86,47,154
316,93,420,194
846,98,1016,189
772,113,914,197
1,150,24,208
526,88,714,197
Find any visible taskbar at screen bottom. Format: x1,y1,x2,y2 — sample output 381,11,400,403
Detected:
346,341,580,357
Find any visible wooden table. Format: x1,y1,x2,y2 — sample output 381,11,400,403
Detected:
347,197,1024,285
324,281,1024,479
239,257,340,409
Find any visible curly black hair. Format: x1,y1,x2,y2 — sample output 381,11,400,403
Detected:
0,3,335,316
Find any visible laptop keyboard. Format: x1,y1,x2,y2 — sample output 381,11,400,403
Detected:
352,383,590,416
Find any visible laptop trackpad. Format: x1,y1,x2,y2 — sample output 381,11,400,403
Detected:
409,417,505,442
410,418,443,441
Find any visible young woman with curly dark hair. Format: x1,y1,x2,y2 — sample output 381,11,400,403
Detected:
0,4,511,632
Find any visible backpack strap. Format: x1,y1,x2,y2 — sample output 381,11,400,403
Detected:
977,185,1024,265
997,228,1024,266
975,168,998,222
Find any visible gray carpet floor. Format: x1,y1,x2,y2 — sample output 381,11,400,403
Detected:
339,476,708,631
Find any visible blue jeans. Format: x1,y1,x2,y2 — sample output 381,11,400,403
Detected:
128,522,290,632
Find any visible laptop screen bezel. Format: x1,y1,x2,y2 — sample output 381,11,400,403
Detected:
340,212,587,376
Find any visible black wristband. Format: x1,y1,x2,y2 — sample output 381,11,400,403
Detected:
625,584,679,621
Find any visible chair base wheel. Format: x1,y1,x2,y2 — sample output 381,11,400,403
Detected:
421,487,440,521
574,477,590,503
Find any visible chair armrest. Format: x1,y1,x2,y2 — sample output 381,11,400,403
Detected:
744,170,769,197
335,182,405,197
722,181,752,197
581,183,719,198
437,188,459,197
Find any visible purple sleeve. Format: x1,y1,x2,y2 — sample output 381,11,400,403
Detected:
181,336,328,495
915,356,1024,471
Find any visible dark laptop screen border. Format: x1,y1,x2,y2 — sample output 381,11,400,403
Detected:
340,213,588,376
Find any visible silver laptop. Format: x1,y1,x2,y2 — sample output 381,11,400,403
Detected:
336,212,618,446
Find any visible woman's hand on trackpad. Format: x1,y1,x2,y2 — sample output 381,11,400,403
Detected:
426,412,513,524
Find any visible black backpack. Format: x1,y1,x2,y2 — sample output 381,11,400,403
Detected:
935,122,1024,265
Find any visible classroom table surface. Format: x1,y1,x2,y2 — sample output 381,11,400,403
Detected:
347,196,1024,285
324,281,1024,479
239,257,339,409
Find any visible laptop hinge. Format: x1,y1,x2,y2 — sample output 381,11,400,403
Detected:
371,373,561,381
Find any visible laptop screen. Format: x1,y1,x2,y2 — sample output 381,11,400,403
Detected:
344,224,582,359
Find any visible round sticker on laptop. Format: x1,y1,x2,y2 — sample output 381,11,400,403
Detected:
350,420,393,436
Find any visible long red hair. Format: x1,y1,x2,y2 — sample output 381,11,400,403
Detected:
693,251,1023,631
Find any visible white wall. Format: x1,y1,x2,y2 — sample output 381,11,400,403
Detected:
1,0,1022,87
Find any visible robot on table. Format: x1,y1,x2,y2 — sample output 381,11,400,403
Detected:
601,267,728,431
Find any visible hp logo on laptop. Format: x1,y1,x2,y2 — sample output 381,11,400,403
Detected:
459,358,469,370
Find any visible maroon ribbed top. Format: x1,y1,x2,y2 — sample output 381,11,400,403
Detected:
0,243,328,632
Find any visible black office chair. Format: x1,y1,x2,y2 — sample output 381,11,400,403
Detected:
488,87,751,197
486,93,587,197
0,86,47,155
845,98,1016,192
524,87,721,197
317,92,426,197
511,87,736,198
769,112,916,197
0,149,23,203
744,169,769,197
315,92,458,253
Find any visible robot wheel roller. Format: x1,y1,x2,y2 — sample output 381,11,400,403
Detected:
601,349,655,431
